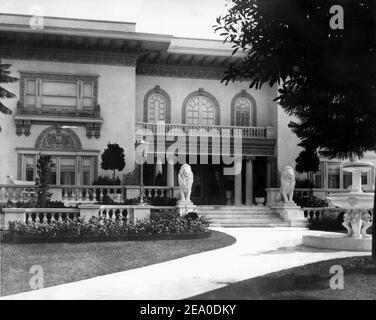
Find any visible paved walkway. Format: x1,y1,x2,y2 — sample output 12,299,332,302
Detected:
1,227,370,300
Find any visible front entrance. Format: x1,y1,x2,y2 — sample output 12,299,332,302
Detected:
142,156,271,205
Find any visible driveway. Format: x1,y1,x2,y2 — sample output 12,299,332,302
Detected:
1,227,370,300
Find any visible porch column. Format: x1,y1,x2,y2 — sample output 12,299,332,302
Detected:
167,160,174,187
245,157,255,205
155,158,163,177
234,158,242,205
266,157,272,188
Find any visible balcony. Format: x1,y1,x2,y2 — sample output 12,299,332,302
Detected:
135,122,276,156
14,102,103,138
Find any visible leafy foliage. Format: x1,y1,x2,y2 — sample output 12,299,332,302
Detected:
92,175,121,185
0,60,18,131
295,148,320,180
101,143,126,180
7,214,210,239
215,0,376,159
35,155,55,207
216,0,376,258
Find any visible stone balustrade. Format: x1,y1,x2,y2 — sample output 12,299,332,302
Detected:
0,184,37,203
1,208,80,229
301,207,346,221
0,184,179,205
266,187,350,206
135,122,273,139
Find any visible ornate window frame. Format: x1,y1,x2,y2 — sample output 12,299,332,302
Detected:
182,88,220,125
16,125,100,184
143,85,171,123
19,71,99,109
15,71,102,138
231,90,257,126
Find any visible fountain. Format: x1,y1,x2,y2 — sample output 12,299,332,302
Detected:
302,160,374,251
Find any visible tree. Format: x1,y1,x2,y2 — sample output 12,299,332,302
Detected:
101,143,126,181
215,0,376,258
0,60,18,132
35,154,55,207
295,148,320,184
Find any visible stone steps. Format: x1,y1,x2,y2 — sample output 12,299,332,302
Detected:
198,205,287,227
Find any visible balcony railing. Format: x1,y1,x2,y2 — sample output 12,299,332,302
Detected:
16,103,101,119
0,184,179,204
135,122,275,139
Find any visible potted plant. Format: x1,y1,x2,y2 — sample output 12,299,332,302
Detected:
224,180,233,205
254,185,266,206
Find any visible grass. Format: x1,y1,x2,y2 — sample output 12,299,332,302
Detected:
190,256,376,300
0,230,236,297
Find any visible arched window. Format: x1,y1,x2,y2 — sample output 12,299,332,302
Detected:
143,86,171,123
231,90,257,126
182,89,220,125
148,94,166,122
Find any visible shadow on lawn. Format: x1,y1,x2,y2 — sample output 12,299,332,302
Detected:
239,244,335,257
188,256,376,300
188,271,331,300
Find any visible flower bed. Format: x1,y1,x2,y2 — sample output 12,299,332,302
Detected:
3,214,210,243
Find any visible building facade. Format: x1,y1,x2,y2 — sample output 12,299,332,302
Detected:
2,14,371,206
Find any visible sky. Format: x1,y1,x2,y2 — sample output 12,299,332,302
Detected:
0,0,230,39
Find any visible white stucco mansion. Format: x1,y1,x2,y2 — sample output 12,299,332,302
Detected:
1,13,375,207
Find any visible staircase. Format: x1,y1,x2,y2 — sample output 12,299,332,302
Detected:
198,205,289,227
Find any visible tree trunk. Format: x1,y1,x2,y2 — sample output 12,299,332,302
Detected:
373,177,376,261
113,169,116,182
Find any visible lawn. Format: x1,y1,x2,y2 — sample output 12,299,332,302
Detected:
0,230,236,297
190,256,376,300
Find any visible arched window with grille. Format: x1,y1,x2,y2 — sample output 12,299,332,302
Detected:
182,89,220,125
143,86,171,123
231,90,257,126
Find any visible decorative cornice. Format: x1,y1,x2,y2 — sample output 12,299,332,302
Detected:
136,63,227,79
0,47,138,67
35,125,82,151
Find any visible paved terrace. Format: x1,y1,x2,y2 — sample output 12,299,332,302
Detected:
1,227,370,300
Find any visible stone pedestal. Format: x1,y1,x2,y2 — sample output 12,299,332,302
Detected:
131,206,151,221
272,202,307,227
176,201,197,217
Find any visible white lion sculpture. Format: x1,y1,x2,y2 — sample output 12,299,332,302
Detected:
178,164,194,204
277,166,296,203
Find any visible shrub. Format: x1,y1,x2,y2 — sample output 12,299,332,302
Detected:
185,211,199,221
92,175,121,185
150,208,179,221
308,212,345,231
35,154,55,207
295,195,328,208
7,212,210,239
5,200,66,208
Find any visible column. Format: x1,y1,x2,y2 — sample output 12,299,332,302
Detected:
245,157,255,205
167,160,174,187
323,161,328,189
234,158,242,205
155,158,163,177
266,157,272,188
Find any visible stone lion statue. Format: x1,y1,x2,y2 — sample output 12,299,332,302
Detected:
178,164,194,203
277,165,296,203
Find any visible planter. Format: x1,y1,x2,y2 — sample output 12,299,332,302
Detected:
255,197,265,206
2,231,212,244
